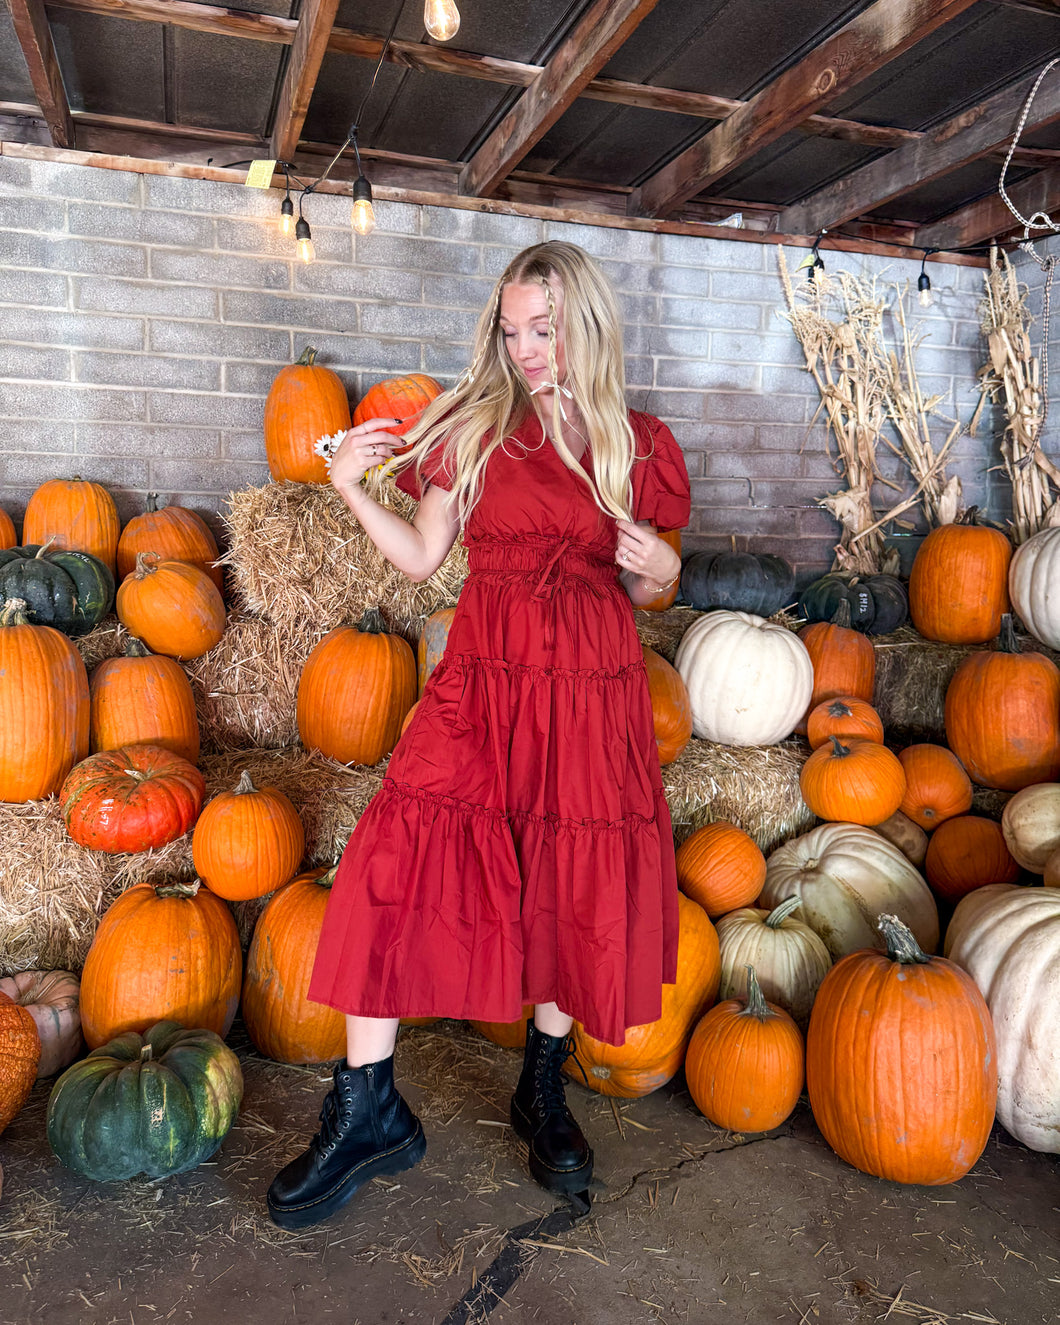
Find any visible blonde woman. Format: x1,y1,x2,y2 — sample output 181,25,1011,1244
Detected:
268,241,689,1230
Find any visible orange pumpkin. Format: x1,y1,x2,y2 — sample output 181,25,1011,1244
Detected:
298,608,417,766
89,636,200,764
641,529,682,612
571,893,720,1097
642,645,693,766
675,821,766,918
264,346,352,483
470,1005,535,1049
60,744,206,853
417,607,456,693
805,696,884,750
79,880,242,1049
806,913,997,1184
116,553,226,661
241,867,345,1063
924,815,1019,902
799,736,906,826
192,770,305,902
22,476,120,575
944,614,1060,791
797,599,875,731
0,599,89,802
909,510,1012,645
898,744,973,830
0,988,40,1134
353,373,444,452
684,965,804,1133
0,507,16,549
116,493,223,595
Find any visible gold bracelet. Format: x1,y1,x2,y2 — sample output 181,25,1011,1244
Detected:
643,570,680,594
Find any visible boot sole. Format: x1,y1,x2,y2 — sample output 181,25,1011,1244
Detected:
510,1100,594,1196
267,1121,426,1231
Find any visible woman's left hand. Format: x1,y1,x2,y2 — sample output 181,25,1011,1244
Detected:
615,519,680,591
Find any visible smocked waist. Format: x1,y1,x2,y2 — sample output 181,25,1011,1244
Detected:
467,538,616,582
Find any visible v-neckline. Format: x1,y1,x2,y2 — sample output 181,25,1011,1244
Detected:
527,416,591,469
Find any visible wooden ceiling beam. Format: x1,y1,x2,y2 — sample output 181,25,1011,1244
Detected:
459,0,662,197
48,0,296,42
9,0,74,147
630,0,982,219
914,167,1060,248
269,0,341,163
778,69,1060,235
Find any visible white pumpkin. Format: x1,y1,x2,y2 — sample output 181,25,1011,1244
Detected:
1009,524,1060,650
944,883,1060,1152
0,970,81,1078
761,821,939,960
715,895,831,1030
1001,782,1060,872
673,610,813,746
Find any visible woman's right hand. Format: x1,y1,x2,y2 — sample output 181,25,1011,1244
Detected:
329,419,402,493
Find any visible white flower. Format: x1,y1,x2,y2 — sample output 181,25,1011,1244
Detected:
313,432,347,472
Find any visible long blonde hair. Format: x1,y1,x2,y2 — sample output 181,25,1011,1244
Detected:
389,241,639,525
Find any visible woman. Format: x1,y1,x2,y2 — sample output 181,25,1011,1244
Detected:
267,240,689,1230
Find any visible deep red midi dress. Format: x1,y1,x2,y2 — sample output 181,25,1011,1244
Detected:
308,409,691,1046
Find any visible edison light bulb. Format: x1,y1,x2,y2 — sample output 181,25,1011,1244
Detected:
280,195,294,236
351,177,376,237
295,216,314,263
917,272,933,309
424,0,460,41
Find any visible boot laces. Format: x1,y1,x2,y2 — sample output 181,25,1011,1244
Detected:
536,1034,585,1114
316,1076,355,1156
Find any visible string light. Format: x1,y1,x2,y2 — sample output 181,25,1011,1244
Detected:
350,130,376,237
798,229,827,281
917,250,935,308
424,0,460,40
279,164,294,235
295,206,314,263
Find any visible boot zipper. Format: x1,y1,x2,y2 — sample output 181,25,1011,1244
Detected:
365,1065,384,1147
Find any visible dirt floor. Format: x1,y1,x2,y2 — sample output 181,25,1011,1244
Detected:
0,1019,1057,1325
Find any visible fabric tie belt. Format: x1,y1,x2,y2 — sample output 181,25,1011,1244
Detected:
467,539,618,647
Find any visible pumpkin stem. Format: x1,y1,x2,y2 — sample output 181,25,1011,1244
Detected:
122,768,150,782
877,913,931,965
154,881,201,900
826,699,854,718
146,492,161,513
765,896,803,929
295,346,318,367
358,606,388,635
234,770,259,795
35,536,58,558
742,965,771,1019
828,734,852,759
996,613,1020,655
139,1043,154,1063
123,636,152,658
829,598,854,629
319,864,339,889
0,598,31,627
133,551,161,577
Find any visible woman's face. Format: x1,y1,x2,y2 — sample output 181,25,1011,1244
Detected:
498,280,566,391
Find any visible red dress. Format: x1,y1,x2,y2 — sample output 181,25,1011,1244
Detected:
308,409,691,1046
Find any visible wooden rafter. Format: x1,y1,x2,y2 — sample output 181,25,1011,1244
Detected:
460,0,661,198
8,0,73,147
915,166,1060,248
630,0,982,219
779,70,1060,235
269,0,341,163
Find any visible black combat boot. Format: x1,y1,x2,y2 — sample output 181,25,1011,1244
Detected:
510,1023,593,1198
267,1055,426,1230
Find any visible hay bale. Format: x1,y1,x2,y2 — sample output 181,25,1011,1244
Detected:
872,625,1060,744
219,479,467,634
662,736,815,854
74,615,125,671
0,748,385,976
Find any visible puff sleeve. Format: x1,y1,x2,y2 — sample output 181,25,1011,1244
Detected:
394,442,454,502
630,413,691,531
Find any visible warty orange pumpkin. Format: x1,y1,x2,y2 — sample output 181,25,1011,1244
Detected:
60,744,205,853
0,988,40,1134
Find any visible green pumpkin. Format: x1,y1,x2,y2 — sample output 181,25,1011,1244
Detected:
797,572,909,634
680,548,795,616
0,545,114,637
46,1020,243,1182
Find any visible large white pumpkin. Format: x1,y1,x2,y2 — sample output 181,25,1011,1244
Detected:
1009,524,1060,650
673,610,813,746
761,821,939,960
945,884,1060,1152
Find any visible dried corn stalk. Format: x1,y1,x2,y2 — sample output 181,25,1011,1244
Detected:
778,249,897,575
977,247,1060,541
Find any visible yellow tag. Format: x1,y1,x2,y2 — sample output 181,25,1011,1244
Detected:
244,159,277,189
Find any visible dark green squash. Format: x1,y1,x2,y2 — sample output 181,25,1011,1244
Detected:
862,574,908,635
0,545,114,637
46,1020,243,1182
681,548,795,617
797,572,910,634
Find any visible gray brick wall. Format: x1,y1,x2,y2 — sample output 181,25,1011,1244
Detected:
0,156,1044,582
